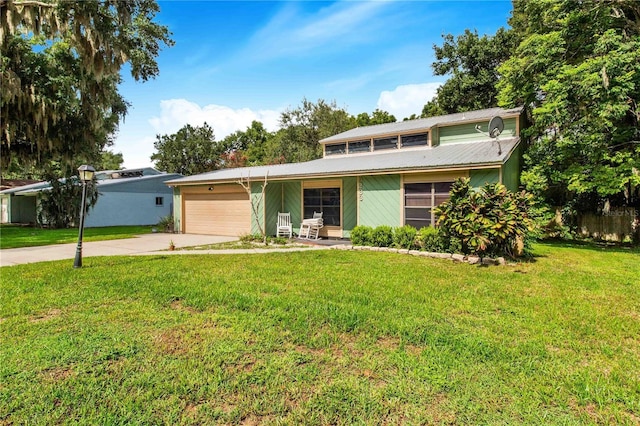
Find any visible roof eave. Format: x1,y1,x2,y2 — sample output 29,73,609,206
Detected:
319,107,523,145
165,161,507,187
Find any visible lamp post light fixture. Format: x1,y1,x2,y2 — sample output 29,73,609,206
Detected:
73,165,96,268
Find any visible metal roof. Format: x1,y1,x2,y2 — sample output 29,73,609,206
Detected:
166,137,519,186
319,106,523,144
1,172,182,195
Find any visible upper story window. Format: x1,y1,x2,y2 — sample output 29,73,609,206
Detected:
155,197,164,206
373,136,397,151
348,140,371,153
323,131,431,157
401,133,428,148
325,143,346,156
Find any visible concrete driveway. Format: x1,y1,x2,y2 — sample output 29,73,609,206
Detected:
0,233,237,267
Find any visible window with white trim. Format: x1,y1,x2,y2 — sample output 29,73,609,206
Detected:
348,140,371,153
401,132,428,148
325,143,346,156
373,136,398,151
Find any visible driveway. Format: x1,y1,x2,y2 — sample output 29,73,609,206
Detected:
0,233,237,267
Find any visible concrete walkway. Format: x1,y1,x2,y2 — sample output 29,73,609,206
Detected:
0,233,243,267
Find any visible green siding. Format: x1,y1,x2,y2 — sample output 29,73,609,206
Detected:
173,187,181,232
250,182,265,235
469,169,500,188
439,117,517,145
265,183,283,236
282,181,302,234
342,177,357,238
502,143,521,192
359,175,401,227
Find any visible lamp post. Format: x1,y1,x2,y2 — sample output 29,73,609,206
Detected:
73,165,95,268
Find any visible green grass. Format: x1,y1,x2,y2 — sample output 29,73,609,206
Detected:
0,225,154,249
1,243,639,424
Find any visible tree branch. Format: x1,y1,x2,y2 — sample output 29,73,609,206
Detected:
10,0,56,7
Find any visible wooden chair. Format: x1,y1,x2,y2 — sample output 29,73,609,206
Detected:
276,212,292,238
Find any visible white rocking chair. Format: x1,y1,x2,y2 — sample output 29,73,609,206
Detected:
299,211,323,239
276,212,293,238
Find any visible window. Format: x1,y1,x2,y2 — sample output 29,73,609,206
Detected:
155,197,164,206
373,136,397,151
401,132,428,148
348,140,371,153
325,143,346,156
303,187,341,226
404,182,453,229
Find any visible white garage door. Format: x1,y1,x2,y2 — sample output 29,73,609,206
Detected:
183,187,251,236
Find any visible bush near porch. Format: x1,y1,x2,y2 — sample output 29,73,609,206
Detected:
351,178,537,258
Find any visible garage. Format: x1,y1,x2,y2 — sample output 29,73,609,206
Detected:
182,185,251,236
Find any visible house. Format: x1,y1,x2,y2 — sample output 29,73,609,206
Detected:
0,167,182,227
165,106,525,238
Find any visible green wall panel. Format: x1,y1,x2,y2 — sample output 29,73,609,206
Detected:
342,177,357,238
250,182,265,235
469,169,500,188
282,181,302,234
173,187,181,232
502,143,521,192
265,183,283,236
359,175,401,227
439,118,517,145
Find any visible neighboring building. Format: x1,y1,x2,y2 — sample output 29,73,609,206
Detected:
0,179,41,192
0,168,182,227
165,107,525,238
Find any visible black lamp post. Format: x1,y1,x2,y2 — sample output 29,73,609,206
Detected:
73,165,95,268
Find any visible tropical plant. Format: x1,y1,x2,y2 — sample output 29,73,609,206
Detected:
157,215,175,233
435,178,536,257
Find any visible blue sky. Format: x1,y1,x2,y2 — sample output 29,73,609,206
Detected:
116,0,513,168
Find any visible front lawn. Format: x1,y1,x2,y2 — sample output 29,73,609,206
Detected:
0,225,154,249
1,243,638,424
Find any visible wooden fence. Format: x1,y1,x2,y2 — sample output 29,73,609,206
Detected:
577,208,639,242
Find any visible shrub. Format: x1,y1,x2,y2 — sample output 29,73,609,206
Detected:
239,233,262,243
37,174,99,229
371,225,394,247
157,215,175,233
350,226,373,246
434,177,536,257
416,226,445,252
393,225,417,249
270,236,288,245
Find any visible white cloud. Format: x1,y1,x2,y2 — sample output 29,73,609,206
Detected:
376,82,441,120
114,99,281,170
244,1,393,61
149,99,281,139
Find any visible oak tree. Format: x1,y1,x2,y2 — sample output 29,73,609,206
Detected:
1,0,173,171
